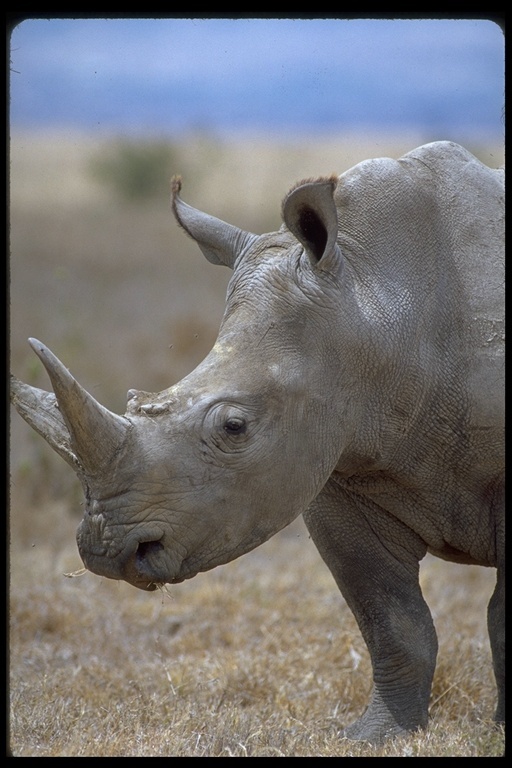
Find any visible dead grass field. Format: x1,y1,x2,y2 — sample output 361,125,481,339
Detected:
8,131,505,756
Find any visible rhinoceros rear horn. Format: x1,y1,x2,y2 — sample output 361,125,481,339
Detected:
171,175,258,269
10,374,79,471
22,338,131,476
282,177,341,269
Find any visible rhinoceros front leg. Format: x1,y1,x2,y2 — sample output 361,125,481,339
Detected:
303,476,437,744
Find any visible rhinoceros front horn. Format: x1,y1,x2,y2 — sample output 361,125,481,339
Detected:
11,338,131,477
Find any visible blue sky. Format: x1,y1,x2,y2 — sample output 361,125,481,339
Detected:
9,17,505,143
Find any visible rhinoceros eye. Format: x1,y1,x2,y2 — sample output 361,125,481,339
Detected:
224,416,247,435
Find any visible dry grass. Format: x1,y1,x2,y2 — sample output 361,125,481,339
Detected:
9,130,505,757
8,508,503,757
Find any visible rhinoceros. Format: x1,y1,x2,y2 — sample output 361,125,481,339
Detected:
10,141,504,744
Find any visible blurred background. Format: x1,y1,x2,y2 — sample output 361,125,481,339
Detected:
9,16,505,511
9,17,504,142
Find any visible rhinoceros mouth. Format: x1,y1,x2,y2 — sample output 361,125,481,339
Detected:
120,537,175,590
77,520,179,591
133,534,208,586
133,539,169,588
80,548,161,591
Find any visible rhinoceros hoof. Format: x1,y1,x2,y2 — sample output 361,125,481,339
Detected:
341,716,415,745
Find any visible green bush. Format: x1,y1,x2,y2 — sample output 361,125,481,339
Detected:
89,139,177,202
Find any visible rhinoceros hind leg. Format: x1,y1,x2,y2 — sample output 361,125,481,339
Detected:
488,562,505,724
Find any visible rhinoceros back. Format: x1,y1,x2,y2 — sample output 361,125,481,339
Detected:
339,141,503,431
403,142,504,429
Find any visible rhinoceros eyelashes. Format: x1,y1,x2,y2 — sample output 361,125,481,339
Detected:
206,404,251,451
224,416,247,435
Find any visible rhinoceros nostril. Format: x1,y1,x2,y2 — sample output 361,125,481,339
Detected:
136,539,164,565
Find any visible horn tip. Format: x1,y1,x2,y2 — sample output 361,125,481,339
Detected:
28,337,51,361
28,337,46,357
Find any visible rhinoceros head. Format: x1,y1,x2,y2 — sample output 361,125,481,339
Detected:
11,175,349,590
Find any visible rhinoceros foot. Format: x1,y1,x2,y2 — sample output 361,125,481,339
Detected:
341,718,413,746
340,691,424,744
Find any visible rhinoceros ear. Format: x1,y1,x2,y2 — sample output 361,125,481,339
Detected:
282,177,342,272
171,176,258,269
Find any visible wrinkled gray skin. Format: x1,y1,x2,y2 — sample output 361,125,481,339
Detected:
11,142,504,744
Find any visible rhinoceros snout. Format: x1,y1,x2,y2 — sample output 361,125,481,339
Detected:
77,518,169,591
136,538,164,562
121,544,163,591
135,539,165,580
